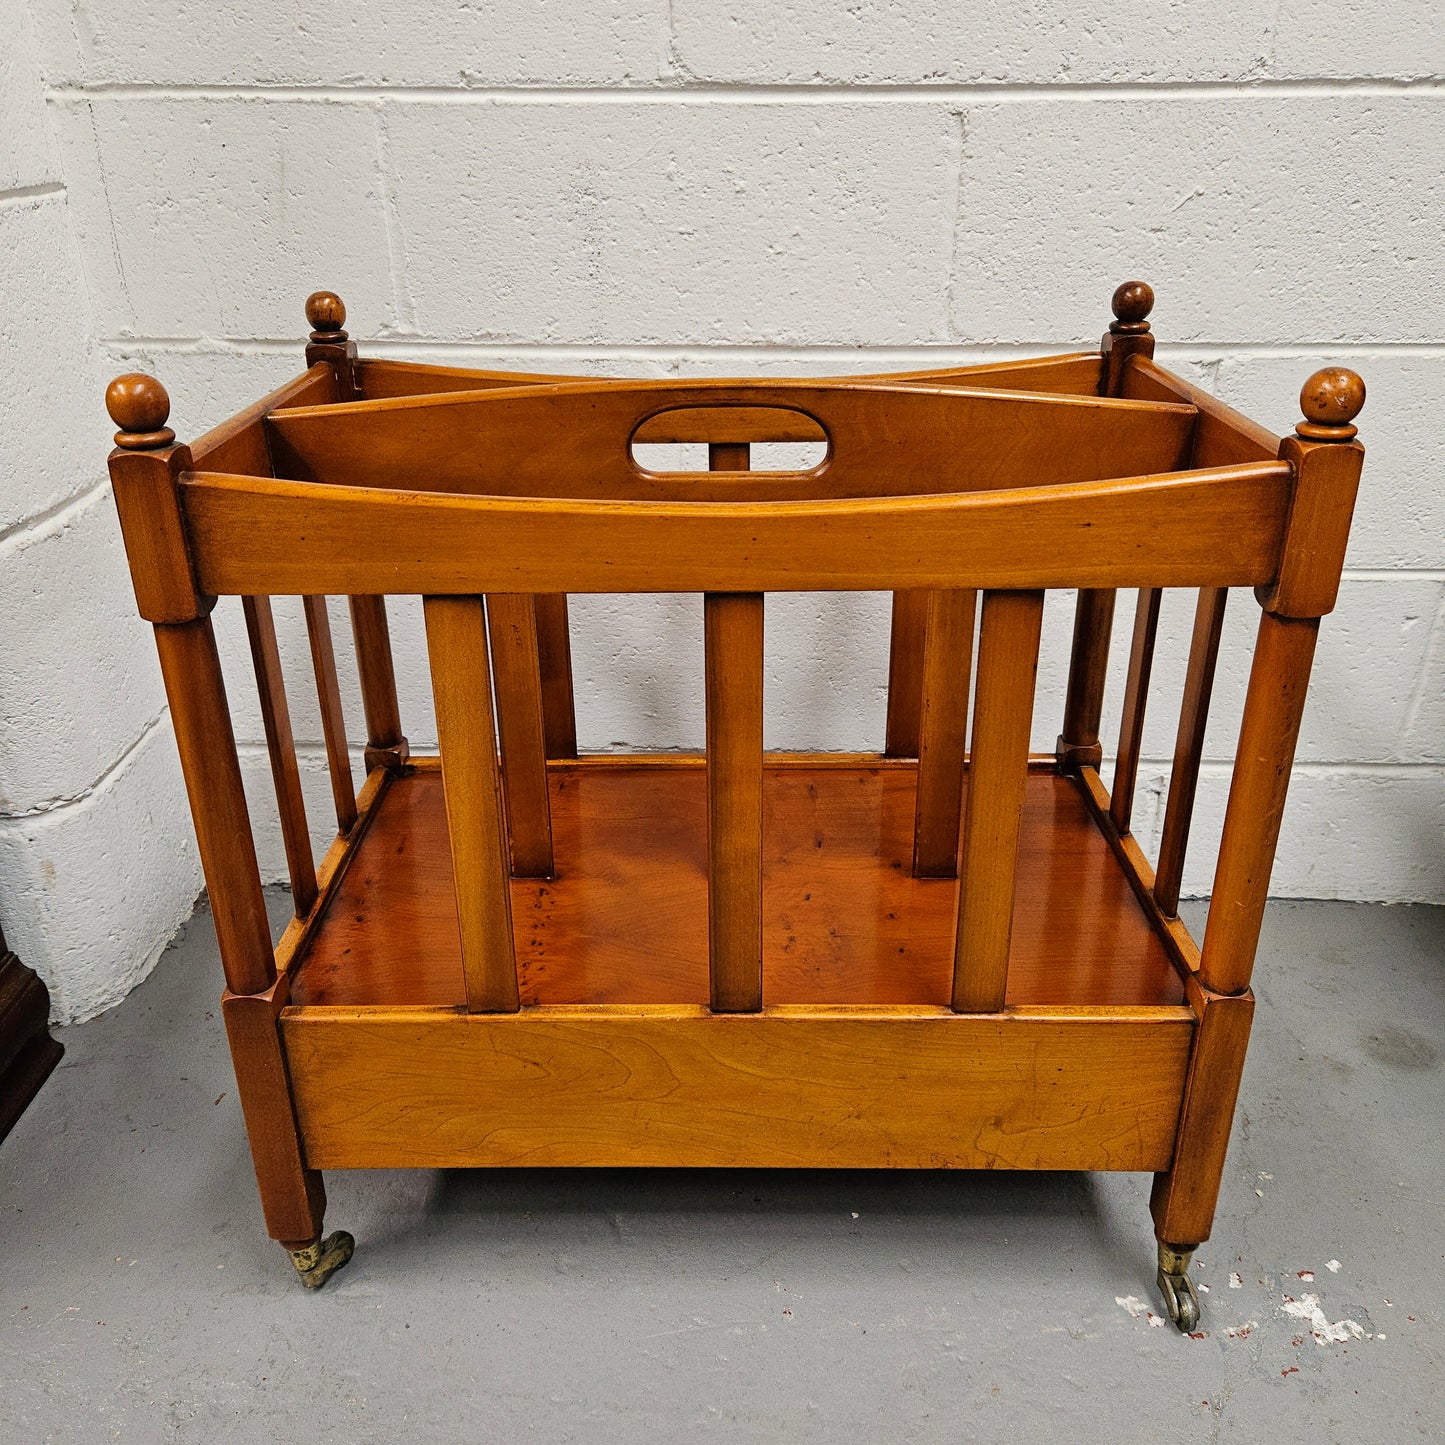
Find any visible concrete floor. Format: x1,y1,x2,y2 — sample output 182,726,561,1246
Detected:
1,894,1440,1443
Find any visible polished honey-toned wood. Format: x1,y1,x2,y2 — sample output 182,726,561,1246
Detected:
485,593,555,878
282,1005,1192,1172
265,378,1195,501
347,595,409,772
301,595,358,835
183,461,1293,599
105,289,1367,1312
912,589,976,876
884,589,928,757
1154,587,1229,916
1110,587,1163,835
1198,612,1320,996
422,596,520,1013
242,594,317,916
705,593,765,1013
222,977,326,1245
533,593,578,760
952,592,1045,1012
286,761,1185,1011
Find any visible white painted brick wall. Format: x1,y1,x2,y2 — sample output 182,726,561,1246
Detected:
6,2,1442,1021
0,5,201,1021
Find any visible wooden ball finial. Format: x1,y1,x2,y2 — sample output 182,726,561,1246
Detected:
305,290,348,342
1297,367,1365,440
1110,281,1154,334
105,373,175,449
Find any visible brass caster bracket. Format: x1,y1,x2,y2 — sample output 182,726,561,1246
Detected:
286,1230,355,1290
1157,1242,1200,1333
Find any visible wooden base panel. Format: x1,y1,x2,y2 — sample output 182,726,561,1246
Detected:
288,757,1186,1011
281,1005,1193,1171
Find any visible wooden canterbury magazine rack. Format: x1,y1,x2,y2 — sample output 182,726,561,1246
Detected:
104,282,1365,1330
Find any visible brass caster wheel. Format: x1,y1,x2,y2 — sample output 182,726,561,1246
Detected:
286,1230,355,1290
1157,1242,1200,1333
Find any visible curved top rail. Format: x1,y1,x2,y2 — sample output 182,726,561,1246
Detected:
266,377,1196,502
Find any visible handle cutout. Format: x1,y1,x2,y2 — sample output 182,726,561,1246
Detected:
631,406,828,474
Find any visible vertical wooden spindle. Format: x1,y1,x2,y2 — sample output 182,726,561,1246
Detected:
424,596,520,1013
1109,588,1163,835
347,596,409,773
242,595,318,916
952,590,1044,1013
486,593,555,878
885,590,928,757
705,593,764,1014
302,595,358,835
1057,281,1156,773
534,593,579,760
1154,586,1229,916
912,589,977,877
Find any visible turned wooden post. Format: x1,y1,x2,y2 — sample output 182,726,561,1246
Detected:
1153,367,1365,1254
1057,281,1155,772
106,374,331,1255
304,292,410,774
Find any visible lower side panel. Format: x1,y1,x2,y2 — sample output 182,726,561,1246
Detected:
281,1006,1192,1172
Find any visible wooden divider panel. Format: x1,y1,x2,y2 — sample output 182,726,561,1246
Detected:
265,379,1195,501
952,590,1045,1013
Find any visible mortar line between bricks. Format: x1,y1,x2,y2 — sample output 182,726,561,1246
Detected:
0,477,112,553
46,79,1445,104
98,337,1445,359
0,711,169,822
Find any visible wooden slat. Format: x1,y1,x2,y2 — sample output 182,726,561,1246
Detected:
422,596,520,1013
533,593,578,760
241,595,317,915
264,378,1195,501
301,594,358,834
184,461,1293,599
1154,587,1229,916
1123,356,1280,468
1198,613,1320,996
884,590,928,757
281,1006,1194,1171
1110,587,1164,835
190,363,337,475
705,592,764,1013
485,594,554,878
354,352,1103,410
912,588,977,876
356,357,589,400
868,352,1103,395
952,590,1045,1013
346,595,408,770
1057,588,1117,770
